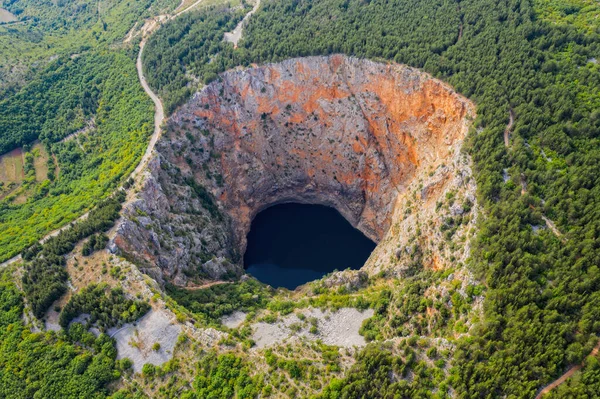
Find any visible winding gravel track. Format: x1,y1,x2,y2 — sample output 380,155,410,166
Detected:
0,0,207,269
535,341,600,398
132,38,164,181
130,0,209,183
224,0,261,47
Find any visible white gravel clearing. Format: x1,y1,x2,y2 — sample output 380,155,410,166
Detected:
252,307,374,349
223,0,261,47
221,311,247,328
44,310,61,332
108,308,182,373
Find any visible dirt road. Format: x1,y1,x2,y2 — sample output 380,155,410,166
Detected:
504,108,514,148
535,341,600,398
1,0,207,267
224,0,261,47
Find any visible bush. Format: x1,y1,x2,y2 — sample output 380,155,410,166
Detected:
59,283,150,331
142,363,156,377
166,279,271,324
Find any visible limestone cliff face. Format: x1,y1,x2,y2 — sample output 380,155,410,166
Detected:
112,55,476,285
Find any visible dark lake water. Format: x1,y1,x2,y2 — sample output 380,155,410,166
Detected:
244,203,376,289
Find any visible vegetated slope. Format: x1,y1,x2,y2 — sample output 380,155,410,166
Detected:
543,346,600,398
144,0,600,397
535,0,600,33
0,50,153,261
0,273,131,399
4,0,172,35
0,0,177,153
142,5,251,114
0,0,187,261
0,54,106,154
0,0,178,93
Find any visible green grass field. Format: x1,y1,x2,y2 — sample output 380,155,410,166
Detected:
0,142,54,203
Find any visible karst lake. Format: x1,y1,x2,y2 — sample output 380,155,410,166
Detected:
244,203,376,290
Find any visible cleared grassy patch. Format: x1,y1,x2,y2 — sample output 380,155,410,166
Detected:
0,148,24,183
0,148,24,197
0,142,53,201
31,142,50,182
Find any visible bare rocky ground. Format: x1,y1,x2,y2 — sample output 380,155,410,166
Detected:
251,308,374,349
37,242,227,374
0,7,17,23
109,308,182,374
44,309,62,331
222,310,247,328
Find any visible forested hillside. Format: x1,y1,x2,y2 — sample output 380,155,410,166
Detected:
0,0,181,260
143,4,251,113
0,50,154,261
0,272,134,398
0,0,176,92
143,0,600,396
1,51,134,154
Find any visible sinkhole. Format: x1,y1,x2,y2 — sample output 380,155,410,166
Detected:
243,203,376,290
113,55,476,287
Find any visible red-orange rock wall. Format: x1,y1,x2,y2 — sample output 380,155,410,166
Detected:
114,55,476,283
170,56,473,250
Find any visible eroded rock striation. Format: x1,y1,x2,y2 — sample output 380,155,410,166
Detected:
112,55,476,285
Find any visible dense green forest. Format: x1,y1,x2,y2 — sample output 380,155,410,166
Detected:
192,352,264,398
143,5,251,113
545,353,600,398
145,0,600,396
0,272,131,398
1,51,119,153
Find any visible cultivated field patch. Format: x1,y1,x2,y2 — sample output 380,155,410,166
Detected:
0,148,24,186
0,142,52,199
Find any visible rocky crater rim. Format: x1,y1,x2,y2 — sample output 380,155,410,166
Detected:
114,55,476,284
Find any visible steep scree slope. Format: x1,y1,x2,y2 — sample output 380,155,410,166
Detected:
112,55,476,285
